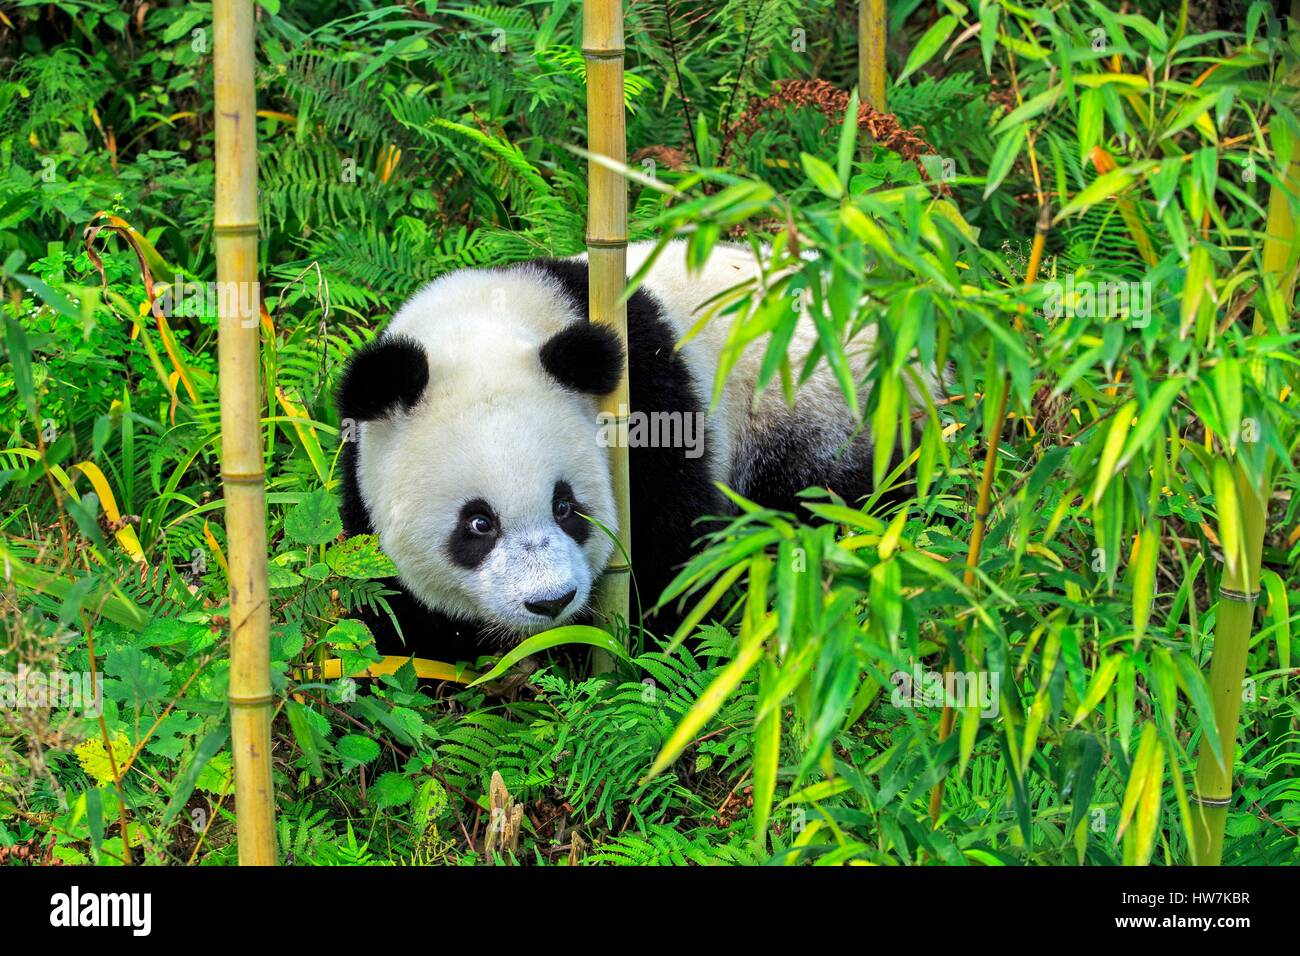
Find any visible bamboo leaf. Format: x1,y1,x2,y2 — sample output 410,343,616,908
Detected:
1174,651,1223,769
978,3,999,73
1117,721,1156,841
1260,569,1291,677
984,127,1023,199
1116,378,1184,471
993,86,1062,136
1077,88,1104,163
898,15,958,83
1132,525,1159,644
751,658,781,845
1212,458,1243,582
800,152,843,199
1071,654,1123,725
1090,401,1137,506
644,617,772,782
468,625,628,686
1055,165,1154,222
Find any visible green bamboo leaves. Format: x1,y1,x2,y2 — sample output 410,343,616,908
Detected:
1090,400,1137,506
1119,723,1165,866
1131,525,1159,644
1212,458,1245,584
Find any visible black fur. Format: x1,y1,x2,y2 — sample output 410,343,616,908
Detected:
445,499,500,569
336,335,429,422
539,322,624,394
529,259,725,627
553,480,591,545
732,418,875,517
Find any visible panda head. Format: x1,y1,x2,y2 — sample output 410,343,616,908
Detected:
336,307,624,641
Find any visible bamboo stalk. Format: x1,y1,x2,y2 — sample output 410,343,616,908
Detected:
1190,107,1297,864
1190,468,1267,864
214,0,277,865
858,0,887,113
584,0,631,666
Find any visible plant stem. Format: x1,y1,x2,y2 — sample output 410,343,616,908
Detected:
858,0,887,113
585,0,631,670
1190,467,1266,864
660,0,700,167
214,0,277,865
929,204,1050,825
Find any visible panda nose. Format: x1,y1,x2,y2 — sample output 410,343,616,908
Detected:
525,589,577,619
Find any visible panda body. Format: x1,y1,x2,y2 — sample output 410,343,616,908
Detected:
337,241,879,661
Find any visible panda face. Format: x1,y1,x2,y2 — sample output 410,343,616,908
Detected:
442,477,599,634
338,299,625,642
355,375,619,640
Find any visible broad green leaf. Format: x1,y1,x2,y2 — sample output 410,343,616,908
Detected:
325,534,399,578
284,489,343,546
373,772,415,809
337,734,381,768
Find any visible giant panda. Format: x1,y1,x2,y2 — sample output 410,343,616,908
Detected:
336,241,896,664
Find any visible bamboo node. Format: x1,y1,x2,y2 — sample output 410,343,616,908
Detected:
213,222,260,236
603,563,632,574
222,470,267,484
228,693,274,707
1218,586,1259,604
1190,794,1232,808
585,237,628,248
581,47,625,59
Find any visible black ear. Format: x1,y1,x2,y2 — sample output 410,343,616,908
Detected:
336,335,429,422
539,322,624,395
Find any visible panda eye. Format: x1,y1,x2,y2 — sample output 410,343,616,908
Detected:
467,514,495,536
553,498,573,521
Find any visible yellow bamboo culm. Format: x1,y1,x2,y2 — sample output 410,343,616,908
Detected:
584,0,631,663
858,0,887,113
214,0,277,865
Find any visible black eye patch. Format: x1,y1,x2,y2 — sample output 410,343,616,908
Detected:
446,498,500,569
553,480,591,545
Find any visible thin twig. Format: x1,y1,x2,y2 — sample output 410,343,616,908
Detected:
660,0,700,166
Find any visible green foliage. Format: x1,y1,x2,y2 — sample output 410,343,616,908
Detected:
2,0,1298,868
